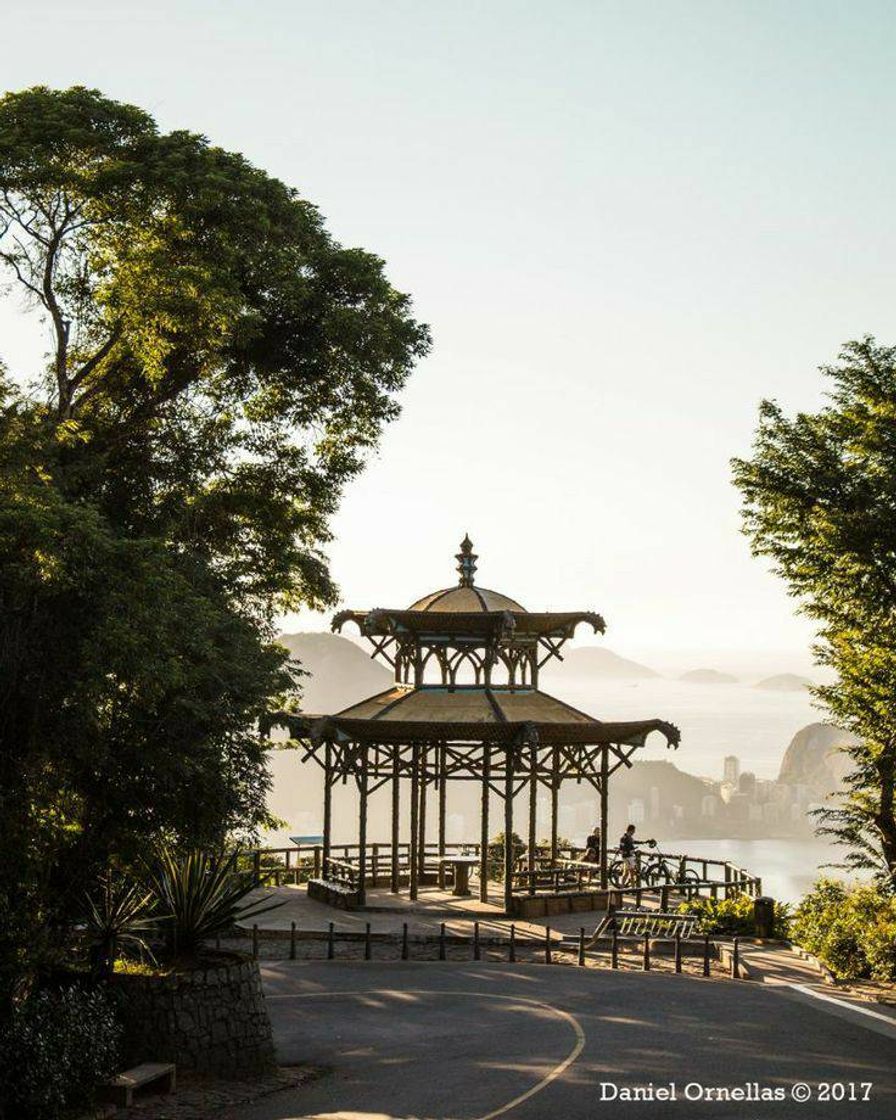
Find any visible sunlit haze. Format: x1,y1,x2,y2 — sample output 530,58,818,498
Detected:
5,1,896,670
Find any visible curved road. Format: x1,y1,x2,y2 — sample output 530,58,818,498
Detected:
236,961,896,1119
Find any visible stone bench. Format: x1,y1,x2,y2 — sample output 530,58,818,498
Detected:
308,878,362,909
102,1062,176,1107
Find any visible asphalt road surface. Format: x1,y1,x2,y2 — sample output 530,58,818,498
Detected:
235,961,896,1120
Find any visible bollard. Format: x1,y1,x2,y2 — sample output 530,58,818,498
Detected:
252,923,259,960
642,934,650,971
509,923,516,962
439,922,446,961
365,922,372,961
473,920,480,961
327,921,335,960
578,927,585,967
674,930,682,974
215,933,221,952
702,934,710,977
731,936,739,980
753,896,775,940
660,885,669,911
290,920,296,961
401,922,409,961
611,927,619,969
545,926,552,964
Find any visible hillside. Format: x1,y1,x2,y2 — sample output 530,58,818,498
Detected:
755,673,812,692
679,668,738,684
777,722,855,797
277,631,392,712
546,646,659,679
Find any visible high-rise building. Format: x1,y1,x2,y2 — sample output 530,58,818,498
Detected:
723,755,740,784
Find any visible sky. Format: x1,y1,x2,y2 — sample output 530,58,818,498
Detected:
3,1,896,671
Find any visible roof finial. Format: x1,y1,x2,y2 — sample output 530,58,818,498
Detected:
456,534,478,587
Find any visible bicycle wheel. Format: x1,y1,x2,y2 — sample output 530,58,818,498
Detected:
643,859,672,887
608,860,626,888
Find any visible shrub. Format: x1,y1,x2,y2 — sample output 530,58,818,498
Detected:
791,879,896,981
677,893,791,938
84,872,157,979
145,844,283,956
0,985,121,1120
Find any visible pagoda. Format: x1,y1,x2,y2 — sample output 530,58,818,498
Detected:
269,536,679,911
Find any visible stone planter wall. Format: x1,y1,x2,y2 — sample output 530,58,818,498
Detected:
112,953,276,1077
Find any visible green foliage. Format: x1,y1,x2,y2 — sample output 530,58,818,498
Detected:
732,339,896,886
0,86,428,1010
0,985,121,1120
677,893,791,938
145,845,283,955
487,832,527,880
791,878,896,981
84,872,157,980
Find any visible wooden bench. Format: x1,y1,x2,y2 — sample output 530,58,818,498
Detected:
592,909,698,940
102,1063,175,1107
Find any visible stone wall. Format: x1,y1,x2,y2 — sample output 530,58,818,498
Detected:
112,953,276,1077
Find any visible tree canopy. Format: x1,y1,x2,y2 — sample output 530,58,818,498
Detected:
732,338,896,885
0,86,429,1008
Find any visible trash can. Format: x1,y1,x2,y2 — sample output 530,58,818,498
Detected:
753,896,776,939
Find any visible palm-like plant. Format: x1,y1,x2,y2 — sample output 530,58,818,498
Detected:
84,873,157,979
146,845,283,957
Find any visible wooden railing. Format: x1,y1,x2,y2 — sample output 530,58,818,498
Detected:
248,842,761,900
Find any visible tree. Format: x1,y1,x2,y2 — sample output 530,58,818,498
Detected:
732,338,896,887
0,86,429,1009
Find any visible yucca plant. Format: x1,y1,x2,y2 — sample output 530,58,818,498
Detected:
146,845,283,957
84,872,158,980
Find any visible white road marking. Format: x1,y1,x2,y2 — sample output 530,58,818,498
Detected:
265,987,586,1120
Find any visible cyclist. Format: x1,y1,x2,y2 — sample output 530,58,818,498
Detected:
618,824,655,886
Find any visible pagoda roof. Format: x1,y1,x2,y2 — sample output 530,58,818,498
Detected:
332,608,606,641
267,686,680,749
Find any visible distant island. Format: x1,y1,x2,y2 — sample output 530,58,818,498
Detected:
755,673,813,692
545,646,659,679
679,668,738,684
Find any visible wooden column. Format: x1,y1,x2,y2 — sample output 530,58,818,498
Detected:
322,740,333,879
418,748,428,886
550,744,560,865
527,741,537,896
409,745,420,900
390,748,400,893
357,748,368,906
437,743,447,890
503,744,515,914
480,746,491,903
600,744,609,890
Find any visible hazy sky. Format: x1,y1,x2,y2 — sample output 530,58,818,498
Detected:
4,1,896,667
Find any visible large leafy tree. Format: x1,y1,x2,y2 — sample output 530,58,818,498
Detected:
0,86,429,1003
732,338,896,887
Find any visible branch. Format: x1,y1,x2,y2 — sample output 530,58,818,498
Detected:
69,323,123,396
